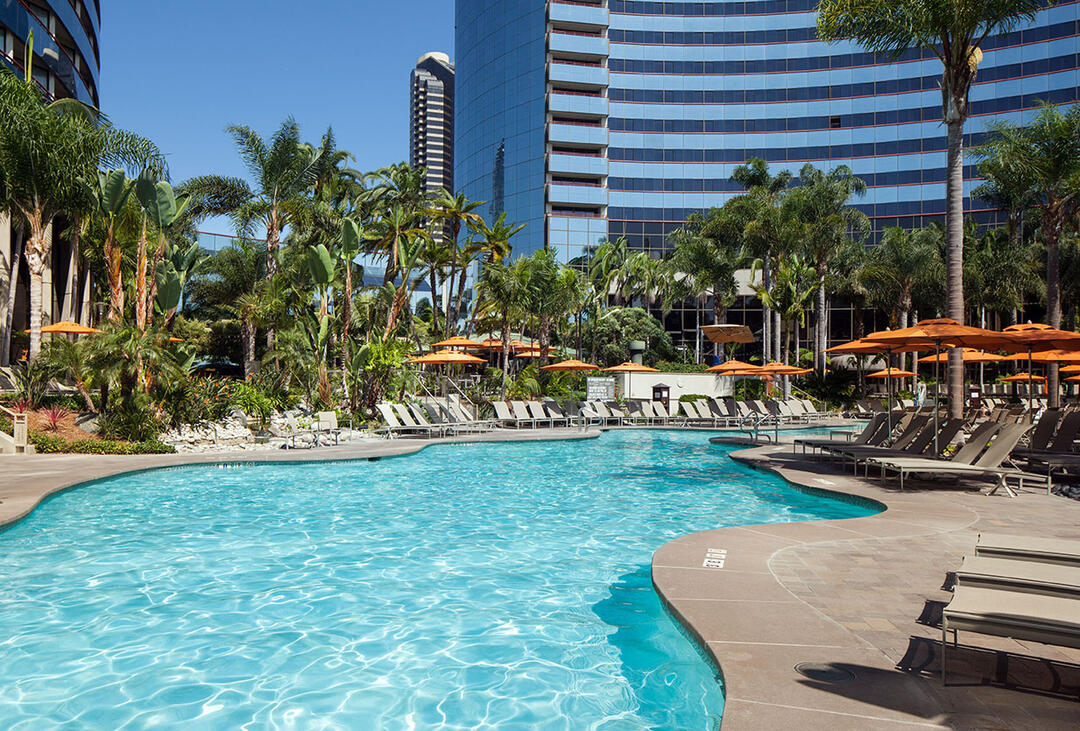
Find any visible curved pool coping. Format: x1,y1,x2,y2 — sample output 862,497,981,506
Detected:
651,441,1080,729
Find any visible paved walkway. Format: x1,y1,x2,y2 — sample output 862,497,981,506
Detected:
653,442,1080,730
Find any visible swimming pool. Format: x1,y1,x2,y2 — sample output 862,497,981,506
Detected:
0,431,877,729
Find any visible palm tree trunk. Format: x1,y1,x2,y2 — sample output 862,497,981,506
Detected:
135,221,149,332
24,211,51,362
266,220,279,352
761,257,772,361
1,221,25,366
428,268,440,335
1045,215,1063,407
500,318,510,400
242,317,256,379
106,226,124,323
452,266,470,336
815,270,826,374
945,117,966,419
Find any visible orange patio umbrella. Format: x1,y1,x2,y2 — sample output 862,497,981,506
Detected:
540,359,599,371
408,349,487,365
432,336,483,349
1002,349,1080,363
705,359,756,373
867,368,917,379
1002,372,1046,385
514,349,543,359
475,337,503,349
758,361,806,375
604,361,660,398
916,348,1004,364
1062,364,1080,374
1066,375,1080,382
26,321,101,335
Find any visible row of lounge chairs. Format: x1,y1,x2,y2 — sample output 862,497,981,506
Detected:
376,401,497,438
373,396,838,437
796,405,1080,495
941,533,1080,684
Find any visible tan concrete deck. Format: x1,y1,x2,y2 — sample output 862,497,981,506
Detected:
0,428,598,528
654,442,1080,730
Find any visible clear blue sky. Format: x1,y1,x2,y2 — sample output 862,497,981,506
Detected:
100,1,454,232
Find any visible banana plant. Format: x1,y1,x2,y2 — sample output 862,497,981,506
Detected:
86,169,133,323
154,240,207,323
134,172,191,331
340,218,369,340
383,232,428,338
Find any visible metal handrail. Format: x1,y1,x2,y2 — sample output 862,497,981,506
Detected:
578,406,602,431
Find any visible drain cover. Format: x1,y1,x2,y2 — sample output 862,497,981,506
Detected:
794,662,857,683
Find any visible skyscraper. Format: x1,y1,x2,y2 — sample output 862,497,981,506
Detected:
410,52,456,193
455,0,1080,262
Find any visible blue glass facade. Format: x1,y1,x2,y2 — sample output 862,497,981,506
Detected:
455,0,1080,262
455,0,549,255
0,0,100,106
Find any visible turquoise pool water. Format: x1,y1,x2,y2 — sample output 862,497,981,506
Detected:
0,431,877,729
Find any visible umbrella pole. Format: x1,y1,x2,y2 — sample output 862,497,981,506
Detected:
933,343,940,454
1028,347,1033,414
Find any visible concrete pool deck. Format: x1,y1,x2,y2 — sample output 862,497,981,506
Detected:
653,441,1080,730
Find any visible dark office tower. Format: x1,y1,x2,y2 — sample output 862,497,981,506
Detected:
410,52,456,193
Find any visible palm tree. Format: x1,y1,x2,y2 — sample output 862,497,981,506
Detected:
666,210,751,327
753,253,817,367
477,258,534,398
864,226,944,327
86,169,134,323
964,225,1043,329
0,70,163,361
731,158,792,361
786,164,870,373
188,238,269,377
432,190,485,336
182,118,332,278
817,0,1045,417
970,102,1080,406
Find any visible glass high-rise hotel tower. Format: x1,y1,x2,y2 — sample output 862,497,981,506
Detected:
456,0,1080,264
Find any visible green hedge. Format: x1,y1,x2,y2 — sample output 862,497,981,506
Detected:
29,434,176,455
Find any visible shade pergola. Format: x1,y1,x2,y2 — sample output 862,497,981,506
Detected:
540,359,599,372
432,336,483,349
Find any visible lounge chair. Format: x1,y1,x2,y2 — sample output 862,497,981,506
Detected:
315,411,343,445
793,412,890,455
828,416,966,473
376,403,429,439
625,400,652,426
868,422,1044,494
530,400,565,427
523,400,553,428
976,533,1080,568
492,401,521,428
542,400,575,427
1014,409,1077,458
954,555,1080,599
941,585,1080,685
590,401,622,426
509,401,536,428
408,403,450,437
280,413,314,449
605,401,630,424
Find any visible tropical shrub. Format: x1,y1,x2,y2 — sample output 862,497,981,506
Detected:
230,382,274,428
42,406,68,431
9,361,49,409
99,399,164,442
30,434,175,454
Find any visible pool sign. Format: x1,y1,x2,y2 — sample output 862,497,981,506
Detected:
702,548,727,569
586,377,615,401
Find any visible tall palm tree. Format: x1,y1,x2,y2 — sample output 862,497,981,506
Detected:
964,225,1043,328
972,102,1080,404
864,226,944,329
786,164,870,372
817,0,1045,417
666,210,751,327
477,258,533,398
182,118,332,278
432,190,484,336
731,158,792,361
0,70,163,361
